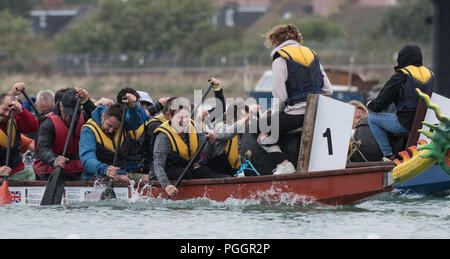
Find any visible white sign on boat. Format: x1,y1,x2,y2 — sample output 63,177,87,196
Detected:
308,95,355,172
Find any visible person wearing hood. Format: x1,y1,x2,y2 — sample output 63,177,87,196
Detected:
79,93,144,181
258,24,333,175
367,45,435,161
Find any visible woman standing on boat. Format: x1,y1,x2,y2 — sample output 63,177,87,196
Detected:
259,24,332,175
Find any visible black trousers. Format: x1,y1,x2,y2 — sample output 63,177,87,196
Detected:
263,112,304,165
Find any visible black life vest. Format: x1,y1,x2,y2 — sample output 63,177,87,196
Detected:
351,117,383,162
396,65,434,112
123,120,151,166
274,45,324,105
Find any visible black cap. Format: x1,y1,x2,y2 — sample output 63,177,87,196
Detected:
60,89,77,116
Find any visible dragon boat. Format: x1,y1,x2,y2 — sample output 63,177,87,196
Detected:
391,90,450,196
1,91,448,206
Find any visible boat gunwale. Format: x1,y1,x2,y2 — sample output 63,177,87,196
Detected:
4,162,395,188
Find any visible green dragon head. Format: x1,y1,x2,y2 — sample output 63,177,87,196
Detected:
416,89,450,173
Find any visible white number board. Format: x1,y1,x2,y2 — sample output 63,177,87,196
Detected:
418,93,450,144
308,96,355,172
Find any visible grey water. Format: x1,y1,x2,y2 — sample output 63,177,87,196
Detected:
1,192,449,239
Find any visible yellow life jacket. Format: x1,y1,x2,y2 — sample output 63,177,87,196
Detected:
216,121,242,170
399,65,434,85
82,118,126,153
0,118,22,169
127,119,150,140
277,45,317,66
0,118,17,149
149,114,168,124
224,135,242,170
154,120,199,161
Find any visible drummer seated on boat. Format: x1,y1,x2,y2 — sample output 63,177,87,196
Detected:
33,89,90,181
151,98,229,197
79,94,144,182
0,83,39,181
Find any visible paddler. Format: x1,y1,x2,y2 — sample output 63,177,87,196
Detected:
33,89,91,181
202,100,259,177
79,93,144,181
150,97,228,197
0,82,39,181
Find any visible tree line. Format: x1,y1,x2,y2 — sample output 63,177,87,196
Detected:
0,0,433,73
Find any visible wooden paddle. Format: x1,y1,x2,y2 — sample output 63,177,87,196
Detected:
40,99,81,205
166,81,214,200
0,109,15,206
100,103,128,200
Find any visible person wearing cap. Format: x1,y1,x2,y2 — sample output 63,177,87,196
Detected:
79,93,144,181
136,91,154,118
33,89,88,181
367,45,435,161
0,82,39,181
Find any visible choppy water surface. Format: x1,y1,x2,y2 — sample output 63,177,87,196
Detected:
1,192,449,239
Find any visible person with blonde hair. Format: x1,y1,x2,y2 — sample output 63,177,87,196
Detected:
258,24,333,175
348,100,368,129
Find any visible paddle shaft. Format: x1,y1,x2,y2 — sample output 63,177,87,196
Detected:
5,110,14,168
104,104,128,191
40,99,82,206
2,109,15,182
21,89,41,118
61,100,81,159
113,105,128,167
174,141,207,189
191,82,214,118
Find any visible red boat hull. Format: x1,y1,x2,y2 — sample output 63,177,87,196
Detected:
138,163,394,206
5,163,394,206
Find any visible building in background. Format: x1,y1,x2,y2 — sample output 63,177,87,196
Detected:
212,0,271,28
30,0,92,36
313,0,397,17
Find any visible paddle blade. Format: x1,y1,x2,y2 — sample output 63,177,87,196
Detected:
0,181,12,205
100,185,116,200
40,168,65,206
